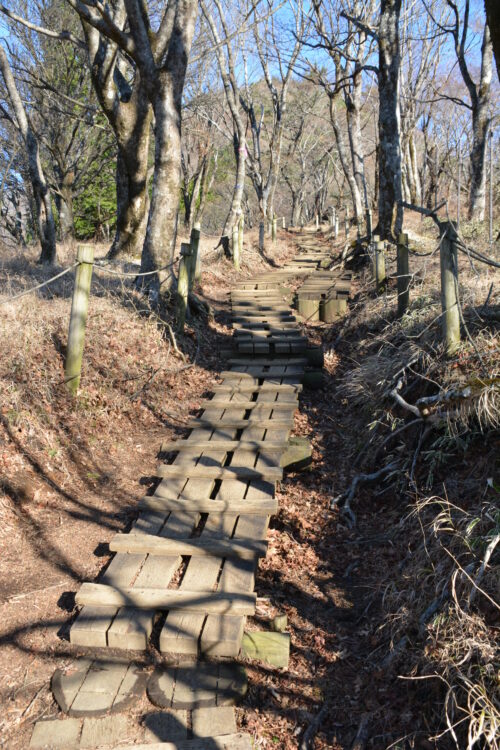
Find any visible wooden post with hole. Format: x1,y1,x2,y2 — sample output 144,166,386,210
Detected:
177,250,190,332
190,222,201,284
272,215,277,244
65,245,94,395
232,224,239,270
397,232,410,316
440,221,460,354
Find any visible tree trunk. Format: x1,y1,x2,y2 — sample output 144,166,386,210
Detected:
140,78,182,295
330,95,363,225
0,48,56,263
377,0,403,241
468,95,490,220
346,69,368,211
108,88,152,258
408,132,421,204
222,127,246,240
184,165,203,231
426,143,438,210
484,1,500,82
56,169,75,241
194,151,217,227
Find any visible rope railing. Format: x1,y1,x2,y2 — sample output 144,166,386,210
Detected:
0,262,78,306
0,258,178,307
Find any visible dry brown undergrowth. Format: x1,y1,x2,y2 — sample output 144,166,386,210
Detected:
333,214,499,749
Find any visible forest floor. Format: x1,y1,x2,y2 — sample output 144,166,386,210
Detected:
0,220,498,750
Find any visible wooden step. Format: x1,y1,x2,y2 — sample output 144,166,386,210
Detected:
161,439,288,452
226,357,305,366
109,534,268,560
76,583,257,615
186,418,293,428
200,399,297,409
118,732,252,750
155,464,283,481
213,383,302,393
139,495,278,515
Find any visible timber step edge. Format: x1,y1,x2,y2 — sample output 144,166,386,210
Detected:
75,584,257,615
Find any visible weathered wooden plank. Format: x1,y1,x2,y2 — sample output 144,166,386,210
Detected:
155,464,282,482
240,631,290,668
212,383,302,393
162,442,263,657
160,440,288,453
76,584,257,615
195,400,297,410
225,358,305,367
139,495,278,515
109,534,268,559
116,733,252,750
186,418,293,429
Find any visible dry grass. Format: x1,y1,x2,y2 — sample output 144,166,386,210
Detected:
333,212,499,748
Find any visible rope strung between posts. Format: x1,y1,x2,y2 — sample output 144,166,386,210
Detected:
0,258,177,305
0,262,78,305
92,259,176,277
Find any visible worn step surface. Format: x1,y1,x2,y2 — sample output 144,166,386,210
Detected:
38,239,339,750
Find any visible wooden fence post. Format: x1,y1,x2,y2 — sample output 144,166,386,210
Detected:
345,217,349,237
259,221,265,251
190,222,201,284
315,214,319,230
440,221,460,354
397,232,410,316
65,245,94,395
272,215,277,243
232,224,239,270
177,249,190,332
334,216,339,239
282,216,286,229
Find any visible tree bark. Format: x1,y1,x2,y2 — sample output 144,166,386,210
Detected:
468,24,493,220
0,47,56,263
346,67,368,212
377,0,403,242
330,95,363,225
81,19,152,259
106,85,152,258
136,0,198,295
484,1,500,82
57,174,75,241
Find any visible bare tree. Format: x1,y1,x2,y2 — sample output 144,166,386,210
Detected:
0,0,153,258
425,0,493,220
0,45,56,263
200,0,248,252
484,0,499,82
240,0,304,221
63,0,198,294
310,0,376,226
